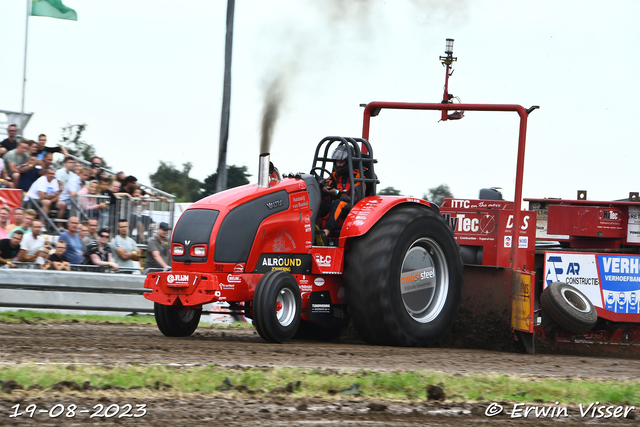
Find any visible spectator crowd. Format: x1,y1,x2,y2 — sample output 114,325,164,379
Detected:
0,123,172,273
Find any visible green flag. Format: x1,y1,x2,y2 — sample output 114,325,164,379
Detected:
31,0,77,21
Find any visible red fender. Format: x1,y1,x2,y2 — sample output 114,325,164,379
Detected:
338,196,437,246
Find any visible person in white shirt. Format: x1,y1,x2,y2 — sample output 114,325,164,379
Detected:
57,167,90,220
18,219,48,265
25,167,60,218
55,156,77,191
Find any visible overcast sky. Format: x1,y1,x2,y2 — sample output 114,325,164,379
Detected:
1,0,639,203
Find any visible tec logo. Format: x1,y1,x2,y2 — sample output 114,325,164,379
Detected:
315,254,332,268
545,256,581,286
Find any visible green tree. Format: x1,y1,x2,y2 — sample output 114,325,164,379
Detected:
423,184,453,206
378,186,402,196
150,161,201,202
59,124,109,168
201,165,251,198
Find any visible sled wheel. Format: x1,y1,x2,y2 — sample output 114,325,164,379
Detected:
154,302,202,337
344,205,463,346
540,282,597,334
253,271,301,343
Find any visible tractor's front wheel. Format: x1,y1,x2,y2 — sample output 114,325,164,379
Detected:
154,302,202,337
345,205,463,346
253,271,302,343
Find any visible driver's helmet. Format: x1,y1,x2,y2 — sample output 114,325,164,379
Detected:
331,144,354,175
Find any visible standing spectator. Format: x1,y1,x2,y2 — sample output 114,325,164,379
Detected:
101,178,131,230
18,219,48,265
58,216,82,265
122,175,141,196
112,219,140,269
0,124,19,156
0,206,11,239
34,134,68,160
56,156,77,190
145,222,171,272
25,167,60,218
4,140,30,188
57,167,89,219
48,240,71,271
0,230,23,267
88,156,104,182
83,228,118,271
82,218,99,251
7,207,24,233
9,209,35,238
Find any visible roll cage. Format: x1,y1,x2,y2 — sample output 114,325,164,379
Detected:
310,136,379,204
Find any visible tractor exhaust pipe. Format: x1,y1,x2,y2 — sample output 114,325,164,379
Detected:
258,152,270,188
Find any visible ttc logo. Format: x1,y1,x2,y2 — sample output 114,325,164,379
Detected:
545,256,581,286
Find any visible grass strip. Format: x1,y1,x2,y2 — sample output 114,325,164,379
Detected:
1,364,638,404
0,310,252,328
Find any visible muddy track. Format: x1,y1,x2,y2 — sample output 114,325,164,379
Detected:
0,322,638,426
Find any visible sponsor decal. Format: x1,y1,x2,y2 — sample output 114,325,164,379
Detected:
353,220,365,226
234,264,244,273
184,240,191,246
219,283,235,290
311,303,331,314
314,277,325,286
167,274,190,284
266,199,284,210
544,253,603,308
272,229,296,252
315,254,332,268
254,254,312,274
227,274,241,283
504,236,512,248
400,267,435,294
518,236,528,248
300,285,312,293
597,255,640,313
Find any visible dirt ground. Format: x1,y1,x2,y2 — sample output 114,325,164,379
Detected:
0,322,638,426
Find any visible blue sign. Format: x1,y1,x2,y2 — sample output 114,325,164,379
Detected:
597,255,640,313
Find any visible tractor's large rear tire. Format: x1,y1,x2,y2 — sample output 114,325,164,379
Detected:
344,205,463,346
253,271,302,343
540,282,597,334
154,302,202,337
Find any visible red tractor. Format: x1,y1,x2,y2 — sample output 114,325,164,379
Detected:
144,136,464,345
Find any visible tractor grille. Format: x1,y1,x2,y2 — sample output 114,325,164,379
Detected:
171,209,219,263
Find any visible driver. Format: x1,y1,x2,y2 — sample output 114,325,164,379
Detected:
318,144,363,242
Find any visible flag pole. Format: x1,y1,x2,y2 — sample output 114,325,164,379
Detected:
20,0,30,138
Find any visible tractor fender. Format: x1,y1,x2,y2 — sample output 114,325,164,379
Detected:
338,196,437,244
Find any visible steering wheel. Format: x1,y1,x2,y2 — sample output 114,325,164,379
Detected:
310,167,332,186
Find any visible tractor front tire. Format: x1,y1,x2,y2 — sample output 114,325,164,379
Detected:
154,302,202,337
540,282,597,335
253,271,302,343
345,205,463,346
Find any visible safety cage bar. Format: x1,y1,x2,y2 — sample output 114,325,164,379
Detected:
311,136,379,204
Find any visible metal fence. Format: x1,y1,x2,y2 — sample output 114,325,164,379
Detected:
73,194,173,243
